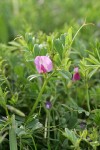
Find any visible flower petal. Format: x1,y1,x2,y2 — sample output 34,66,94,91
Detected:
34,56,53,73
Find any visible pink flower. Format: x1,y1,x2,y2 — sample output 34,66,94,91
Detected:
72,67,80,81
34,56,53,73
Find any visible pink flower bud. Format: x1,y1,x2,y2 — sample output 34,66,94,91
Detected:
34,56,53,73
72,67,80,81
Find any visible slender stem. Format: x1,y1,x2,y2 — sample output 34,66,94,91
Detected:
68,22,94,56
28,78,48,117
5,106,9,118
53,111,56,139
86,83,91,112
71,22,94,46
44,116,48,138
47,111,51,150
27,72,55,119
31,136,37,150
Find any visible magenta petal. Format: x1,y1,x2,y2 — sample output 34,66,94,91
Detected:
41,64,47,73
72,67,80,81
72,72,80,81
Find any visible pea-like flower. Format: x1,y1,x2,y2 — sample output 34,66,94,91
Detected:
45,101,52,109
72,67,80,81
34,56,53,73
80,121,86,129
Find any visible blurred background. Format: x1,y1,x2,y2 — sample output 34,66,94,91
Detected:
0,0,100,43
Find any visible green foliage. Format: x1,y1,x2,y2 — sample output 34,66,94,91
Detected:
0,26,100,149
79,43,100,79
63,128,79,147
0,1,100,149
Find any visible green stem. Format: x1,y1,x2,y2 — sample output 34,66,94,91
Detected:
31,136,37,150
68,22,94,56
47,111,51,150
86,83,91,112
5,106,9,118
29,78,48,116
44,116,48,138
71,22,94,46
27,72,55,118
